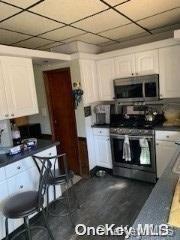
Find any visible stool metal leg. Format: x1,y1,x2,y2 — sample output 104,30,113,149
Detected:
24,217,32,240
5,218,9,240
65,183,74,227
42,208,55,240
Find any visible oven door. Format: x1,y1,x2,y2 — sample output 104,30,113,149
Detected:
110,134,156,172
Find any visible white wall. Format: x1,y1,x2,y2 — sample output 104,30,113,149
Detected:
28,65,52,134
29,60,86,137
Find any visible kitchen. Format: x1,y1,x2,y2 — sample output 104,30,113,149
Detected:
0,0,180,239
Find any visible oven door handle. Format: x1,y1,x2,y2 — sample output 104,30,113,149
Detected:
110,134,153,140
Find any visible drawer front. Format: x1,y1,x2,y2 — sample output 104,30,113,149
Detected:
5,160,25,179
155,130,180,142
0,167,6,183
93,128,109,136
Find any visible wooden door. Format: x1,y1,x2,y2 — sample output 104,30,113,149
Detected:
44,68,80,174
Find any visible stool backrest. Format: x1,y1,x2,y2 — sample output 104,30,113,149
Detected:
32,156,52,208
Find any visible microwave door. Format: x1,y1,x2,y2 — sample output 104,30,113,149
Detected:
114,82,144,101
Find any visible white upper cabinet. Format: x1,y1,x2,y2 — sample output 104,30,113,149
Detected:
96,58,115,101
114,54,135,78
0,63,9,120
114,50,158,78
0,57,38,118
135,50,159,75
79,59,99,105
159,45,180,98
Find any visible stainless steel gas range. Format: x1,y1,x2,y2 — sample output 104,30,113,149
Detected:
110,127,157,183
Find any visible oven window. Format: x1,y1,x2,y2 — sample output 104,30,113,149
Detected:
112,138,152,167
115,84,143,99
145,82,157,97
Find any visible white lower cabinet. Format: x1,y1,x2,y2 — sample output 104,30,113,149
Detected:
93,128,112,169
155,131,179,178
0,146,61,239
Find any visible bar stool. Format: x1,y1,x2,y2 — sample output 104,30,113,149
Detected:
33,153,80,226
2,158,55,240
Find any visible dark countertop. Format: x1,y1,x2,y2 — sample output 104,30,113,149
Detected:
92,124,180,132
0,139,59,168
129,147,180,240
91,124,110,128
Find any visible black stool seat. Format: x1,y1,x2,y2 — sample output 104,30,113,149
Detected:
48,169,74,185
3,191,41,219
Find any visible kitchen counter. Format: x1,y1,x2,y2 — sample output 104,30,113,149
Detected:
129,146,180,240
91,124,110,128
154,125,180,131
0,139,59,168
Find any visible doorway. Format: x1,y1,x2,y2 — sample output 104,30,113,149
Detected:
44,68,80,175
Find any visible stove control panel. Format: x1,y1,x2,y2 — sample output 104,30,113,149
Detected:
110,128,154,136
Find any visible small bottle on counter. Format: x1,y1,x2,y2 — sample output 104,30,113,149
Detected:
11,123,21,146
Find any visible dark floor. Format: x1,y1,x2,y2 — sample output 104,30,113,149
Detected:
12,175,154,240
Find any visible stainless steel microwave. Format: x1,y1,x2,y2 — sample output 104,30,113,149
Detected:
114,74,159,102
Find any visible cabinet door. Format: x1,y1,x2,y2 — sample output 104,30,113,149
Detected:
79,59,99,105
156,140,177,178
1,57,38,118
159,45,180,98
0,62,9,120
94,135,112,169
135,50,159,75
114,54,135,78
97,58,115,101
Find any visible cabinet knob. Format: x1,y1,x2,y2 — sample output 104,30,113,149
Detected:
5,114,9,117
11,114,14,117
166,135,170,138
136,73,138,75
132,73,134,76
20,185,23,189
17,166,21,170
160,94,163,97
49,153,52,156
156,143,159,146
107,138,110,141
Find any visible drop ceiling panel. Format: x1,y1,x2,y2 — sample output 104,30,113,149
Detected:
14,37,53,49
0,2,20,21
116,0,180,21
72,9,129,33
2,0,40,8
104,0,130,6
30,0,108,23
0,12,63,35
40,26,84,41
64,33,109,45
0,28,30,44
138,8,180,30
100,24,145,40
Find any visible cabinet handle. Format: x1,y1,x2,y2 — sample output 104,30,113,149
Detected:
136,73,138,75
166,136,170,138
5,114,9,117
20,185,23,189
160,94,163,97
107,138,110,141
156,143,159,146
17,166,21,170
11,114,14,117
49,153,52,156
132,73,134,76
